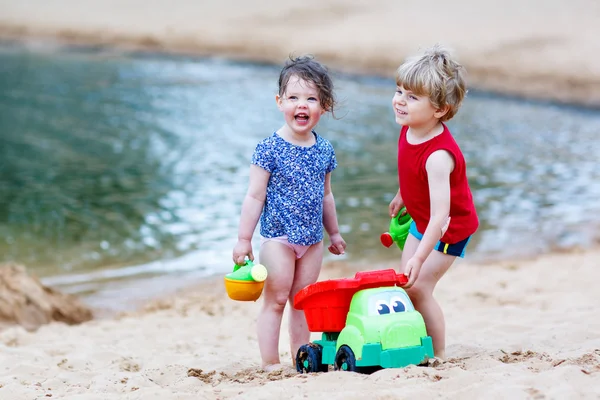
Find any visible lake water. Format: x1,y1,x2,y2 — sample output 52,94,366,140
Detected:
1,40,599,309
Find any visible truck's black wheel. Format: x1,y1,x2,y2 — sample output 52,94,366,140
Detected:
296,343,328,373
334,345,357,372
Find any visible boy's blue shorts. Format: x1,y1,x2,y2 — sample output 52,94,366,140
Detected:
409,221,471,258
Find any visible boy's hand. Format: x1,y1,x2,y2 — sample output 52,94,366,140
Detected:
403,257,423,288
232,239,253,265
388,194,405,217
400,216,450,288
328,233,346,255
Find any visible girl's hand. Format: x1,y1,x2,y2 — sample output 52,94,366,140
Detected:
328,233,346,255
403,257,423,288
388,194,405,217
232,239,254,265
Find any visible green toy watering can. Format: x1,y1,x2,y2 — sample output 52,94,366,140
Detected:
224,260,268,301
380,207,413,250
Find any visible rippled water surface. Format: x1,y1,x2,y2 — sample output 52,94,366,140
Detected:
1,41,599,306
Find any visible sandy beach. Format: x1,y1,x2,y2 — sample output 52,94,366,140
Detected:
1,250,599,398
1,1,600,398
1,0,600,107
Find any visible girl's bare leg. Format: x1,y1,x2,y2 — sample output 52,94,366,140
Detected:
287,242,324,365
257,241,296,369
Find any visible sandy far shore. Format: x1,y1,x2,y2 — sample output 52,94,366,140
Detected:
1,0,600,107
0,249,599,399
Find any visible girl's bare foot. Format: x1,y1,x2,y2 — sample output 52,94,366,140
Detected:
263,363,284,372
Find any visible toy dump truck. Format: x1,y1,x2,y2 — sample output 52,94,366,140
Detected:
294,269,433,373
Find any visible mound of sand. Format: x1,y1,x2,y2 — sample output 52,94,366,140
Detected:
0,263,93,331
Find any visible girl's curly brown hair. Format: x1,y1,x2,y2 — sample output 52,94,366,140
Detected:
278,55,336,115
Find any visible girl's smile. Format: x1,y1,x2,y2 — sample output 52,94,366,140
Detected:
276,75,325,142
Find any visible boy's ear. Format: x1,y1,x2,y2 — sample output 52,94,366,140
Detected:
434,105,450,119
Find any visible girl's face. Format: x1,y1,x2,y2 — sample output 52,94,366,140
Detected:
392,85,443,128
276,75,325,138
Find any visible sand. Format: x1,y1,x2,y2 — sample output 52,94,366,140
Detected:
1,250,599,398
1,1,600,398
1,0,600,107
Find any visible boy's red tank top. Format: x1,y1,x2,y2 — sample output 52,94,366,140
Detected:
398,124,478,244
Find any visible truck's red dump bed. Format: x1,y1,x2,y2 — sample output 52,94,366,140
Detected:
293,269,408,332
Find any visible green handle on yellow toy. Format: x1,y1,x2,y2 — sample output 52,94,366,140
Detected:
227,259,268,282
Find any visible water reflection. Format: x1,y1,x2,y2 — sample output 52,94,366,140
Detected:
0,46,187,275
1,42,599,294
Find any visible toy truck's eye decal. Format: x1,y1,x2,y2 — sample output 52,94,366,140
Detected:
390,296,406,313
376,300,391,315
368,290,415,316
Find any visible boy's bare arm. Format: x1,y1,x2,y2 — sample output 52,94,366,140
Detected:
403,150,453,286
413,150,454,263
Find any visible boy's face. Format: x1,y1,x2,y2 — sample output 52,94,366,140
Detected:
276,75,325,137
392,86,444,128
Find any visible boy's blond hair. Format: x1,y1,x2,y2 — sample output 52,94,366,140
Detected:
396,44,466,121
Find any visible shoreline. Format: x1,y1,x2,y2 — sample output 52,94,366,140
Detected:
37,238,600,318
71,243,599,322
2,26,599,109
1,0,600,108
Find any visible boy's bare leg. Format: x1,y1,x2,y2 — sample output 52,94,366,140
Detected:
400,235,456,359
